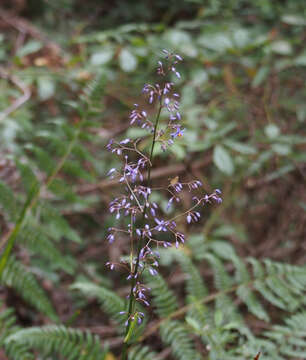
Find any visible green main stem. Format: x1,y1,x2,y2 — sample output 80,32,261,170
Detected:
121,99,163,360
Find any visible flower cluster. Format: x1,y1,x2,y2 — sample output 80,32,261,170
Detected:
105,51,222,330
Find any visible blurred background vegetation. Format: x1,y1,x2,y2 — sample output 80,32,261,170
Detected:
0,0,305,359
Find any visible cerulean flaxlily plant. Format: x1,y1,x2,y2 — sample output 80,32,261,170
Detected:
105,50,222,358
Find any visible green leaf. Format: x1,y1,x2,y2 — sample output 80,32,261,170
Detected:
213,145,234,175
282,15,306,26
264,124,280,139
270,41,292,55
37,78,55,101
224,140,257,155
90,48,114,65
252,66,270,88
119,48,138,72
16,40,42,57
271,143,291,156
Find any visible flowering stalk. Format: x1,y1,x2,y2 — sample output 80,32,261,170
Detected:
105,50,222,359
122,101,163,359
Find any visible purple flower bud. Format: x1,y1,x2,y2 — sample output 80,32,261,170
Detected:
107,234,115,243
107,168,116,176
149,268,158,276
187,214,192,224
166,197,173,210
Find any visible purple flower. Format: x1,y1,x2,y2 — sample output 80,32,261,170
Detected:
107,234,115,243
106,262,115,270
149,268,158,276
106,139,114,151
107,168,116,176
171,126,185,138
154,218,168,232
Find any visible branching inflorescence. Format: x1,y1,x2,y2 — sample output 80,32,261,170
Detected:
105,50,222,356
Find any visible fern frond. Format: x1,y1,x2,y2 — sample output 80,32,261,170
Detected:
17,222,76,274
160,320,201,360
24,143,55,176
16,161,39,193
0,181,18,222
161,248,211,327
5,325,107,360
71,282,125,325
72,281,147,342
128,344,157,360
84,72,106,104
144,270,178,318
265,311,306,358
39,201,82,243
211,242,269,321
176,250,208,301
249,258,306,313
203,252,239,322
209,242,306,321
0,303,34,360
0,256,57,321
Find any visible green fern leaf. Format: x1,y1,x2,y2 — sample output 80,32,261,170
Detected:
128,345,157,360
0,257,57,321
144,270,178,318
160,320,202,360
5,325,107,360
71,282,125,325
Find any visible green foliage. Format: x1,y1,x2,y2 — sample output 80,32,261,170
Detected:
71,282,125,327
1,0,305,359
0,181,18,222
0,303,34,360
5,325,107,360
144,270,178,318
0,257,57,321
128,345,157,360
145,243,306,359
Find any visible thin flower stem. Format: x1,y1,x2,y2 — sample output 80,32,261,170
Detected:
124,176,142,211
121,98,163,360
